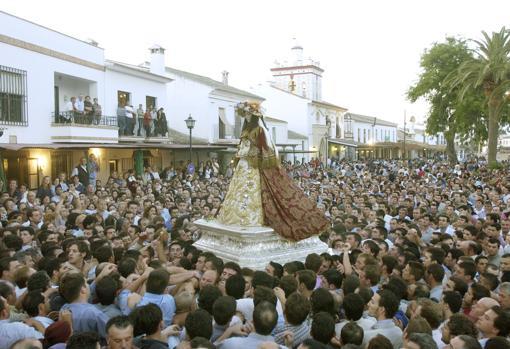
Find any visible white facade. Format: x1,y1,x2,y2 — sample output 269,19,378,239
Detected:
162,66,264,144
0,11,108,144
248,43,346,161
249,83,345,161
104,61,170,115
264,116,309,163
0,11,172,145
348,114,398,144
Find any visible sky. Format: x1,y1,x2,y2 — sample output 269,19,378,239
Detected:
1,0,509,126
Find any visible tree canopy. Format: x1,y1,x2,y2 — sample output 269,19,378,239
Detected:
408,37,487,163
446,27,510,165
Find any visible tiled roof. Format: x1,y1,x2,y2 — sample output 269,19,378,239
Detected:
288,130,308,140
168,127,208,145
165,66,264,100
346,112,397,127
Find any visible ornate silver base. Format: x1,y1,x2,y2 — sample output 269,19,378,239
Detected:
193,219,328,270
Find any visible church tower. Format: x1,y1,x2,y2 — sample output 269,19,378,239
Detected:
270,39,324,100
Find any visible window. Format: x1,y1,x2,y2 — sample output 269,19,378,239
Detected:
272,127,277,143
109,160,118,173
357,129,361,142
117,91,131,106
218,107,227,139
0,66,28,125
375,129,378,141
146,96,156,109
234,108,242,138
363,129,366,143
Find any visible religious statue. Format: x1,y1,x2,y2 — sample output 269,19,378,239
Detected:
216,101,329,241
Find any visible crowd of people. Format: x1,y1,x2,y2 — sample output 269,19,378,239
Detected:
57,95,170,136
0,156,510,349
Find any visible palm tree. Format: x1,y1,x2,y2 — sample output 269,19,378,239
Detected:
448,27,510,165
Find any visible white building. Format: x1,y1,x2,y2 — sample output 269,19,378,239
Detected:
161,66,264,145
0,10,229,186
249,42,348,162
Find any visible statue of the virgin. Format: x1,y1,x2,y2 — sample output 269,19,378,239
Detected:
216,101,329,241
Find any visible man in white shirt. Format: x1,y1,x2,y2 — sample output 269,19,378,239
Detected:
218,302,285,349
63,96,77,122
76,95,85,112
125,104,136,136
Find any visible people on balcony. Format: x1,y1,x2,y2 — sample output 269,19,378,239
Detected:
84,96,94,124
93,98,102,125
155,107,168,137
143,106,153,137
125,103,136,135
75,95,85,123
63,97,80,123
135,104,145,136
61,95,103,124
117,102,127,136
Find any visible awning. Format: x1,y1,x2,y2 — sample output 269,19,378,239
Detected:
278,150,318,154
218,111,234,134
327,138,358,148
0,143,228,151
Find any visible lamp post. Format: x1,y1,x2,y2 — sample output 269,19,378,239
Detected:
185,114,196,164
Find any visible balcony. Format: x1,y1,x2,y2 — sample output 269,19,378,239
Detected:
51,111,119,144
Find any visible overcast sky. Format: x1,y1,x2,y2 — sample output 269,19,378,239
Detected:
1,0,509,125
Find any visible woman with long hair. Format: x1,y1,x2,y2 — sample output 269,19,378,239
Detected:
216,101,328,241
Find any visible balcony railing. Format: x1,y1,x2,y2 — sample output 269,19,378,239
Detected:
52,111,117,127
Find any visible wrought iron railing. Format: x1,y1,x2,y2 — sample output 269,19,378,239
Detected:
0,65,28,126
52,111,118,127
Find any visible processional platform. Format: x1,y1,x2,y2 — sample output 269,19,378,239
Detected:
193,219,328,270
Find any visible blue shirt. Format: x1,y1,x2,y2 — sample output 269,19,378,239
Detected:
137,292,176,327
218,332,287,349
117,289,135,315
0,319,44,349
61,302,109,338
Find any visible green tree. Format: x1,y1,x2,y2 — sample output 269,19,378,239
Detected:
408,37,485,164
448,27,510,166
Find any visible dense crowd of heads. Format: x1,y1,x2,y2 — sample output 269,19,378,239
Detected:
0,157,510,349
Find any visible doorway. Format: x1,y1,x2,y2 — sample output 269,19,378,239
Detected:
146,96,156,110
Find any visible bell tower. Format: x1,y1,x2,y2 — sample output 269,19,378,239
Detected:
270,39,324,100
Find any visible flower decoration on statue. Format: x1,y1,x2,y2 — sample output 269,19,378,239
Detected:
236,101,264,118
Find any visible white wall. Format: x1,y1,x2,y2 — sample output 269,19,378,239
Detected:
104,69,168,116
209,92,246,141
249,84,310,136
0,40,105,144
165,73,214,141
352,121,397,144
0,11,104,65
264,120,288,145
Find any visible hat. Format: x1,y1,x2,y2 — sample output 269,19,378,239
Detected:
44,320,71,347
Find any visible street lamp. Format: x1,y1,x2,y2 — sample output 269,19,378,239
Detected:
185,114,196,164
